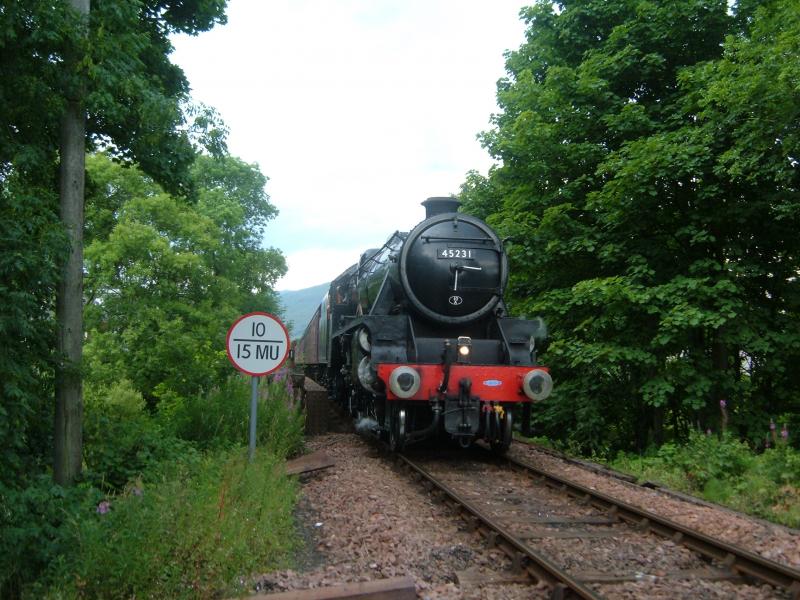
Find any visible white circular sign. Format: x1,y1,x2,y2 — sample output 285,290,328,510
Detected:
226,312,289,376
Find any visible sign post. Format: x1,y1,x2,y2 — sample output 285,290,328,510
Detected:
226,312,290,462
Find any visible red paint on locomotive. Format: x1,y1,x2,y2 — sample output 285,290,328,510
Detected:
376,363,548,402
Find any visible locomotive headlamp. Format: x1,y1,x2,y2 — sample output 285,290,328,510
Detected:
522,369,553,401
457,336,472,363
389,366,421,399
357,356,380,393
357,327,371,353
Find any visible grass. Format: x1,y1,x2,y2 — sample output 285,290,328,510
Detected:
608,433,800,528
4,375,307,600
38,449,298,600
158,374,305,456
516,430,800,528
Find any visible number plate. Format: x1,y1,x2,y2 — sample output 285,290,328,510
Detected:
438,247,475,260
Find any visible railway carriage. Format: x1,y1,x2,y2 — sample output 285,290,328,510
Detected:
295,197,552,452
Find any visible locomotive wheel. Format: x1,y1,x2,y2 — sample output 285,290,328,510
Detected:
388,406,406,453
491,409,512,454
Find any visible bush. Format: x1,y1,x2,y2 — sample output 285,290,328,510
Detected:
159,374,304,457
39,450,298,599
609,432,800,527
729,446,800,526
667,431,753,490
0,379,196,598
5,376,305,598
83,379,194,492
0,478,102,598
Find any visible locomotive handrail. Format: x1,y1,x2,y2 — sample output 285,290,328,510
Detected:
420,235,496,244
356,230,405,277
447,285,502,293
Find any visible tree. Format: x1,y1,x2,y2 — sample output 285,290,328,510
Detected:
462,0,799,452
83,154,286,405
1,3,70,490
662,0,800,440
1,0,228,486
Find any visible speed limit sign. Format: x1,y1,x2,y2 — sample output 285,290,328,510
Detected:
226,312,289,376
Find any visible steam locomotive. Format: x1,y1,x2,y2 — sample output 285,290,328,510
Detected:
294,197,552,452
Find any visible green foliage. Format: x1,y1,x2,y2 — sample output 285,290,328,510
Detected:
83,154,286,404
4,374,304,598
661,432,753,489
610,432,800,527
82,379,195,492
85,0,229,196
159,375,305,458
462,0,800,453
1,2,302,596
0,478,102,599
1,0,230,489
0,4,72,481
0,175,66,489
38,450,298,600
1,1,228,195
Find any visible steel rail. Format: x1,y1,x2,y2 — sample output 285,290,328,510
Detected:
502,452,800,598
397,453,602,600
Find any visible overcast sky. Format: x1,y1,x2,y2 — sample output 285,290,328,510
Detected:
171,1,528,291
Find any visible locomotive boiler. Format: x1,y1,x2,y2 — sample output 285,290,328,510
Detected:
295,197,552,452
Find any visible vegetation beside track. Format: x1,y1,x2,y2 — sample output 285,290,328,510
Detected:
461,0,800,456
524,433,800,529
2,377,304,599
2,129,301,598
610,433,800,529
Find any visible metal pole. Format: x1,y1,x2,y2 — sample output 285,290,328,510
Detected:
249,375,258,462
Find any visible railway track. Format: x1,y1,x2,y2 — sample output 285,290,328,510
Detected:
395,446,800,599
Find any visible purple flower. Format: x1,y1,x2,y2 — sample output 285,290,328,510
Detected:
770,419,776,431
706,428,712,436
719,399,727,409
781,425,789,440
96,501,111,515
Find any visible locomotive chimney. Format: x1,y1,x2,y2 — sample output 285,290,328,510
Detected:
422,197,461,218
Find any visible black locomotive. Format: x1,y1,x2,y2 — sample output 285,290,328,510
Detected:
295,197,552,451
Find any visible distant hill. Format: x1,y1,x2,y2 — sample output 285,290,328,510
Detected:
278,282,329,337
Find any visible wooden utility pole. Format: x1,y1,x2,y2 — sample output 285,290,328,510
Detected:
54,0,90,486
